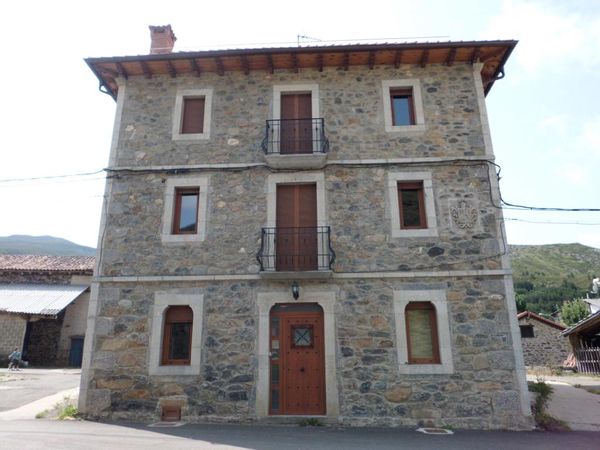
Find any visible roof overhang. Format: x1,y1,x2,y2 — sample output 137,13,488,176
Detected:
86,40,517,100
562,311,600,336
517,311,566,330
0,284,88,316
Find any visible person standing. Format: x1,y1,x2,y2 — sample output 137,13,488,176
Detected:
8,348,21,371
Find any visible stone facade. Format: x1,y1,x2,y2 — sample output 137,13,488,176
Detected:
81,44,532,429
518,313,569,368
0,314,27,358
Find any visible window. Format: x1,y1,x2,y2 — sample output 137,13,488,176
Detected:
172,89,213,140
172,188,199,234
520,325,534,338
393,289,453,374
398,181,427,229
161,176,209,243
149,293,204,376
161,306,193,365
405,302,440,364
388,172,437,238
390,88,415,126
382,79,425,132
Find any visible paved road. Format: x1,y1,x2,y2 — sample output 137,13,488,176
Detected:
0,420,598,450
0,369,80,412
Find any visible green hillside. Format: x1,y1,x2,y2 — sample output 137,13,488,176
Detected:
0,235,96,256
509,243,600,314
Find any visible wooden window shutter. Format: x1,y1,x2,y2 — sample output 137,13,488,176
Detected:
398,181,427,229
405,302,440,364
181,97,205,134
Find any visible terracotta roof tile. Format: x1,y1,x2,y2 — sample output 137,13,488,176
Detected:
0,255,95,273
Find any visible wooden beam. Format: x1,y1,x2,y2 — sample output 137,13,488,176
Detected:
190,58,201,77
420,49,429,68
140,60,152,79
291,53,298,73
115,62,128,80
215,56,224,76
368,51,375,70
317,54,323,72
241,55,249,75
471,47,481,64
445,47,457,66
394,50,403,68
267,54,274,74
343,52,349,71
166,60,177,78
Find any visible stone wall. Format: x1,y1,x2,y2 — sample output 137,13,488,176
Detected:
0,314,27,359
0,272,72,284
26,314,64,366
518,317,570,368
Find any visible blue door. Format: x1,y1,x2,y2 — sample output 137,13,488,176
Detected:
69,337,84,367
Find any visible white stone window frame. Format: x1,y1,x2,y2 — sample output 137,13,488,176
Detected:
388,171,438,238
161,175,209,244
256,291,339,418
382,79,426,133
272,84,320,154
393,289,454,375
149,292,204,376
172,88,213,141
265,172,329,270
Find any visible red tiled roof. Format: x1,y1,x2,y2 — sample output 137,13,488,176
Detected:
0,255,95,273
517,311,566,330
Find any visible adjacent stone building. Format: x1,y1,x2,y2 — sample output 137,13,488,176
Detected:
80,26,532,429
517,311,569,368
0,255,94,366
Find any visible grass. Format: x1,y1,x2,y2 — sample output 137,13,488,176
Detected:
36,396,80,421
58,404,79,420
35,410,48,419
528,377,570,431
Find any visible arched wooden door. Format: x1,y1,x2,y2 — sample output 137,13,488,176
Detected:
269,303,325,415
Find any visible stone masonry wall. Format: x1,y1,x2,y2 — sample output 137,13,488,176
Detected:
518,317,570,368
85,277,528,429
0,314,27,359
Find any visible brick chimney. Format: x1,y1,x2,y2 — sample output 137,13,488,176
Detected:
149,25,176,54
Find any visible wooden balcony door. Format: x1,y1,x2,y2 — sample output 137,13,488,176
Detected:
276,184,318,271
269,303,326,415
280,93,312,154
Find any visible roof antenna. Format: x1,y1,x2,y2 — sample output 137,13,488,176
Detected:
297,35,322,47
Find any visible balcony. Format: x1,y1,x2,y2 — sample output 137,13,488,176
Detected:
261,118,329,169
256,227,335,279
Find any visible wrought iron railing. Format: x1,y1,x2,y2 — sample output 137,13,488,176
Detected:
256,226,335,272
261,118,329,155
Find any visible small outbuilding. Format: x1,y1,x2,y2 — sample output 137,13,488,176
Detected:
562,311,600,375
0,255,94,367
517,311,569,368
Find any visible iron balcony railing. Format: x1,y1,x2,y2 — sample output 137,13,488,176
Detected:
261,118,329,155
256,226,336,272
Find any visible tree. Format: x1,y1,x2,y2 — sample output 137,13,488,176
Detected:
515,294,527,313
560,299,589,326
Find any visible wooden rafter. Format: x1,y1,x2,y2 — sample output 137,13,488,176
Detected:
267,54,274,74
343,52,349,71
445,47,457,66
291,53,298,73
241,55,249,75
368,51,375,70
115,62,128,80
140,60,152,79
317,54,323,72
420,49,429,68
215,56,224,76
190,59,201,77
394,50,403,68
167,60,177,78
471,47,481,64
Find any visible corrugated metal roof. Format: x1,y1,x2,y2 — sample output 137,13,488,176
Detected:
0,284,88,315
0,255,95,273
561,310,600,336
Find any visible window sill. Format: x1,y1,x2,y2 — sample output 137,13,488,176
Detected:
161,233,205,244
391,227,438,238
172,133,210,141
149,364,200,376
385,124,426,133
397,362,453,375
264,153,327,170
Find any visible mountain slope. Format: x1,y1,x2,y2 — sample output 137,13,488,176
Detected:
0,235,96,256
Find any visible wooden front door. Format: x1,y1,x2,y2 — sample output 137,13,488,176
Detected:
269,303,325,415
276,184,318,271
280,93,312,154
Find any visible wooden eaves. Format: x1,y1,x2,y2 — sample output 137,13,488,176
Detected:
85,40,517,100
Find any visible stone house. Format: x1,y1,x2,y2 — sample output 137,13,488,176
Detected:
516,311,569,368
80,26,532,429
0,255,94,366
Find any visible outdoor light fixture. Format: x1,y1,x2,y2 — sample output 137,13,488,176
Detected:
291,281,300,300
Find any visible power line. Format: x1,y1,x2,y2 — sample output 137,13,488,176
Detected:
0,170,105,184
504,218,600,226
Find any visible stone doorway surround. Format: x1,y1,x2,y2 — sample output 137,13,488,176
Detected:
256,291,339,418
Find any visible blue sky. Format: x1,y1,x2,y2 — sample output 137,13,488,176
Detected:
0,0,598,248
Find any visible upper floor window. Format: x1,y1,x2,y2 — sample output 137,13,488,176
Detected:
398,181,427,229
172,89,213,140
172,188,200,234
382,79,425,132
405,302,440,364
520,325,535,338
161,176,209,243
388,172,438,238
162,305,193,366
